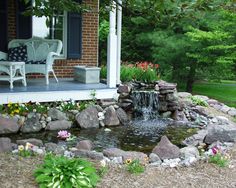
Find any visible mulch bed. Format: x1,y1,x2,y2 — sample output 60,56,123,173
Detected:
1,145,236,188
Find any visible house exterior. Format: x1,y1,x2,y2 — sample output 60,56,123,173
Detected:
0,0,99,78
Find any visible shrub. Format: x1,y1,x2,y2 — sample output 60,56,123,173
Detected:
190,96,208,107
125,159,145,174
34,154,100,188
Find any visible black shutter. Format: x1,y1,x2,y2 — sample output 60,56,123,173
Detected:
16,0,32,39
0,0,8,52
67,0,82,59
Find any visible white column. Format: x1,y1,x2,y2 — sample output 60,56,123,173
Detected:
107,1,117,88
116,0,122,85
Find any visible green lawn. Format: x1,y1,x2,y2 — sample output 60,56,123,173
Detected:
192,81,236,108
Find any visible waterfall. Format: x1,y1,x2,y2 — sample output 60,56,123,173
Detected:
131,90,159,120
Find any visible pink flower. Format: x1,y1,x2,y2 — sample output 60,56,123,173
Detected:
211,147,218,155
57,130,71,139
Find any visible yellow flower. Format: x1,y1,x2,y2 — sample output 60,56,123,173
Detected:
15,109,19,113
125,159,132,164
7,102,12,107
18,145,24,151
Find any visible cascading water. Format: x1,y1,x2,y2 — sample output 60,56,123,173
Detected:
131,90,159,120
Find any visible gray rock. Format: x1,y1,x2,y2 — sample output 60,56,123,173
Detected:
17,138,43,147
149,153,162,163
76,140,93,151
45,142,65,155
0,137,12,152
116,108,129,125
166,92,178,102
20,113,43,133
207,99,219,105
73,150,104,160
216,116,229,125
172,110,188,121
204,123,236,144
183,129,208,146
118,85,131,93
180,146,199,159
178,92,192,98
0,117,20,134
194,95,209,101
103,148,125,158
220,105,230,114
122,151,148,164
192,106,209,116
76,105,99,129
46,120,72,131
111,156,123,164
158,81,177,90
228,108,236,117
104,106,120,126
48,108,68,121
152,136,180,160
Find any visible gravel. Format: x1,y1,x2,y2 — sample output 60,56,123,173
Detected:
0,145,236,188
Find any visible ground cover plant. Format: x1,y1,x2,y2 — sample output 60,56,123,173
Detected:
34,154,100,188
125,159,145,174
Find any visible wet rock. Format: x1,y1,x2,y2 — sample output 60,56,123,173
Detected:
46,120,72,131
16,138,43,147
76,105,99,129
76,140,93,151
0,137,12,152
204,123,236,144
161,111,172,118
152,136,180,160
48,108,68,121
116,108,130,125
20,113,43,133
0,117,20,134
104,106,120,126
166,92,178,102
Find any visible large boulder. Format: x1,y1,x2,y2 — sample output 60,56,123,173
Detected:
204,123,236,144
0,137,12,152
20,113,43,133
116,108,129,125
0,117,20,134
182,129,207,146
73,150,104,160
48,108,68,121
103,148,125,158
17,138,43,147
104,106,120,126
152,136,180,160
76,105,99,129
45,142,65,155
46,120,72,131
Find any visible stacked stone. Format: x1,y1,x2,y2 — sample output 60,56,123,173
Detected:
155,81,179,115
117,84,133,111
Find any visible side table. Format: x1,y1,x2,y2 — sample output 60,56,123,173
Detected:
0,61,27,89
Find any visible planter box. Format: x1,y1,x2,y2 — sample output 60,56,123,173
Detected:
74,66,101,84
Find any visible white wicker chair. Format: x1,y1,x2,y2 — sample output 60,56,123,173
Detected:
0,37,62,85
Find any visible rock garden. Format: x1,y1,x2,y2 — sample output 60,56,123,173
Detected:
1,80,236,187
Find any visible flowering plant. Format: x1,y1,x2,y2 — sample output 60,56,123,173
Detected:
57,130,71,140
208,146,230,167
18,143,35,157
125,159,145,174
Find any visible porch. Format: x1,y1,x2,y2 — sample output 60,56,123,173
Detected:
0,78,117,104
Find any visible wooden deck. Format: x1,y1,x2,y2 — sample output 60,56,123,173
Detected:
0,78,117,104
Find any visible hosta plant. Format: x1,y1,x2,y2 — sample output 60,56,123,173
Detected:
34,154,100,188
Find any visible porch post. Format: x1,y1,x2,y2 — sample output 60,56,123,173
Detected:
107,1,117,88
116,0,122,85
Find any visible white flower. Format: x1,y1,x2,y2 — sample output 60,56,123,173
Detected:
33,109,37,112
100,159,106,167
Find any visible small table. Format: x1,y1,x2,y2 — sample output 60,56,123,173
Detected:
0,61,27,89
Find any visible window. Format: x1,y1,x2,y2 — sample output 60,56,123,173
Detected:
32,12,67,57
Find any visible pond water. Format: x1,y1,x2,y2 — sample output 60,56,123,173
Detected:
7,118,197,153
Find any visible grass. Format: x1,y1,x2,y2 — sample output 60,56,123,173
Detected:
192,81,236,108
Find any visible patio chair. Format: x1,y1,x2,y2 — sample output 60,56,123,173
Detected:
0,37,62,85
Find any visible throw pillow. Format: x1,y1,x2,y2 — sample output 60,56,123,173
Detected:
8,45,28,62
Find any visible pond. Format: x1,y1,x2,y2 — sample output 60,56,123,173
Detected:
7,118,197,153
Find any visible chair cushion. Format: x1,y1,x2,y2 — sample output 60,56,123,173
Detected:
8,45,28,62
26,60,46,64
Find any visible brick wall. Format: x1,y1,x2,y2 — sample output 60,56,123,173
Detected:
7,0,99,78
